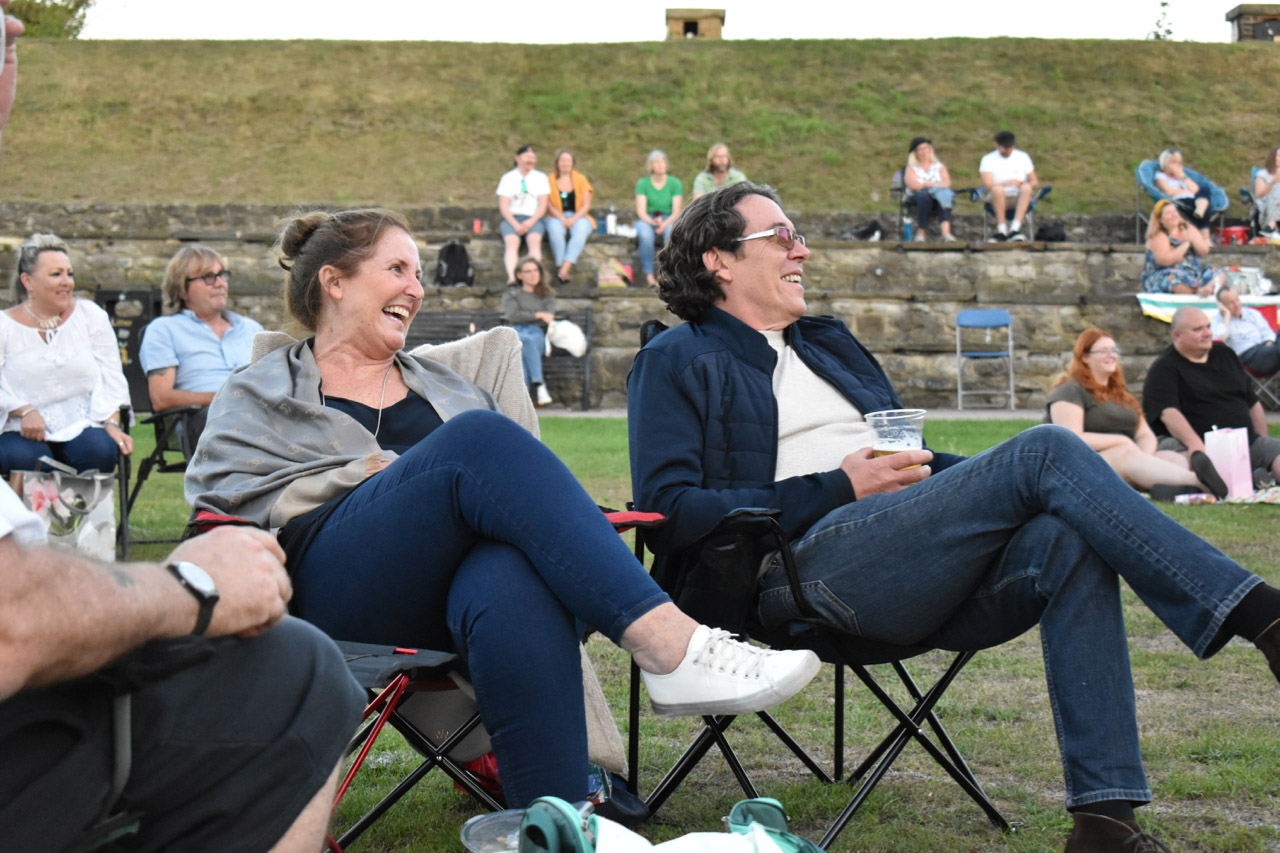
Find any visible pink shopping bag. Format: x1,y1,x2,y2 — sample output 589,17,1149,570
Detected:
1203,427,1253,499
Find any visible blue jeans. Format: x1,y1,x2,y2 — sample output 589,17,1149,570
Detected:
912,187,954,229
757,425,1259,809
0,427,119,474
635,219,670,275
290,410,670,807
544,217,593,266
514,324,546,384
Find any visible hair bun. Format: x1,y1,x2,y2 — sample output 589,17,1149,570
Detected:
277,212,331,267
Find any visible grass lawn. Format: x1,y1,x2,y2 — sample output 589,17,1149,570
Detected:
9,38,1280,213
123,417,1280,851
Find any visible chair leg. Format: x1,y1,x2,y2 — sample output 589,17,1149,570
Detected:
820,654,1007,849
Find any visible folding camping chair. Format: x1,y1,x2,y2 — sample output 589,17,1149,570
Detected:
117,404,206,558
977,185,1052,242
626,322,1006,849
626,508,1007,848
1135,159,1228,243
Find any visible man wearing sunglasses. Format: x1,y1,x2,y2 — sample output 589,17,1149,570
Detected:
628,181,1280,852
140,245,264,448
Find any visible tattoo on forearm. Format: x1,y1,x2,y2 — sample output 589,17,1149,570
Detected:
146,368,174,378
95,560,136,589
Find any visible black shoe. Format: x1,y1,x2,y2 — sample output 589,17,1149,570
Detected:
988,232,1008,243
1009,229,1027,242
1190,451,1229,500
1149,483,1197,503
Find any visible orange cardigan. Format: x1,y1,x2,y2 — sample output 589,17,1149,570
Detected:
547,169,596,229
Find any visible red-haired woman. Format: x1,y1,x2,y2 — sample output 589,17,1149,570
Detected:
1046,328,1227,500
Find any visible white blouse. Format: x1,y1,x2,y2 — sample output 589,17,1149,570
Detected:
0,300,131,442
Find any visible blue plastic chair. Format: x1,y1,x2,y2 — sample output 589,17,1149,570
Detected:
956,309,1015,410
1134,159,1229,242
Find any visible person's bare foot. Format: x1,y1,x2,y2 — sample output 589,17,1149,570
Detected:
646,273,657,288
558,261,572,281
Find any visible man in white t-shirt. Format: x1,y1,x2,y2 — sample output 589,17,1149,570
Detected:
978,130,1039,242
496,145,552,283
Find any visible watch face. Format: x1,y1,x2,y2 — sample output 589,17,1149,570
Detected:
174,561,218,598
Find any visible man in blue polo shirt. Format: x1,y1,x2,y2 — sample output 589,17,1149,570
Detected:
140,246,264,447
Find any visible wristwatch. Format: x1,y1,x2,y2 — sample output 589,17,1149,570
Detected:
166,561,220,636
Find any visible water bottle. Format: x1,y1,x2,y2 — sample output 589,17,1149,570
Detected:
606,205,617,236
892,170,904,194
902,221,913,242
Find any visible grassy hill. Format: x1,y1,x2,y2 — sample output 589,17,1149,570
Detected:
4,36,1280,213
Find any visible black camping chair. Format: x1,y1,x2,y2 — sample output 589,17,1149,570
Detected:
92,291,204,557
117,404,207,558
329,642,499,853
626,321,1007,849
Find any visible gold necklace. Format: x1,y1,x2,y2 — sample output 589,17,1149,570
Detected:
22,302,62,331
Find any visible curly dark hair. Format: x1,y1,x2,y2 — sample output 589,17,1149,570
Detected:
655,181,782,322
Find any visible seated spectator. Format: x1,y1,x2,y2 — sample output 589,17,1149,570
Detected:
0,487,365,851
1142,200,1224,295
1252,145,1280,239
1154,148,1213,238
691,142,747,200
501,256,557,407
635,149,684,289
979,129,1038,242
631,182,1280,851
186,207,820,811
1143,306,1280,485
1047,328,1225,500
0,234,132,474
904,136,957,242
140,245,264,449
544,148,595,283
496,145,550,284
1212,286,1280,375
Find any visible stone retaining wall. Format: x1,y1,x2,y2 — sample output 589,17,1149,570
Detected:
1,203,1273,410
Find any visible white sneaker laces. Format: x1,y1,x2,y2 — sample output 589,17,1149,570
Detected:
692,628,772,679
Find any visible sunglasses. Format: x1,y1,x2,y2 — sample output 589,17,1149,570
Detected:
736,225,806,250
186,270,231,286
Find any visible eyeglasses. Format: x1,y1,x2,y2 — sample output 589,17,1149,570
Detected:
186,270,231,286
1089,347,1121,356
736,226,806,250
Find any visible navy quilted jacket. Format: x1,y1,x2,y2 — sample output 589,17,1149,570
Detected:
627,306,962,560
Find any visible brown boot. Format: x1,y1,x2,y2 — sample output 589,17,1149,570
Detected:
1255,619,1280,684
1064,813,1172,852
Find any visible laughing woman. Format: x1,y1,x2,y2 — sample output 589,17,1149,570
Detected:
185,208,819,809
0,234,132,474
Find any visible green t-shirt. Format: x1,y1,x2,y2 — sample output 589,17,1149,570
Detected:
635,175,684,217
1045,380,1141,438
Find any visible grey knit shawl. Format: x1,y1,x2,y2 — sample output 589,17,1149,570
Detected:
185,338,495,529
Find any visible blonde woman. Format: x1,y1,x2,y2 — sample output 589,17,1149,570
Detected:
0,234,131,473
1141,200,1223,295
904,136,957,242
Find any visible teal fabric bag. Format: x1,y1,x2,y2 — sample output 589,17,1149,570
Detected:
725,799,824,853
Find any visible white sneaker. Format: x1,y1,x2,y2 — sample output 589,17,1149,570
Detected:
536,385,553,407
642,625,821,717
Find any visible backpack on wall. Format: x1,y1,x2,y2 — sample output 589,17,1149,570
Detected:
435,240,475,287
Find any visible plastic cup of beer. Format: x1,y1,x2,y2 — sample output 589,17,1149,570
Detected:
865,409,925,462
